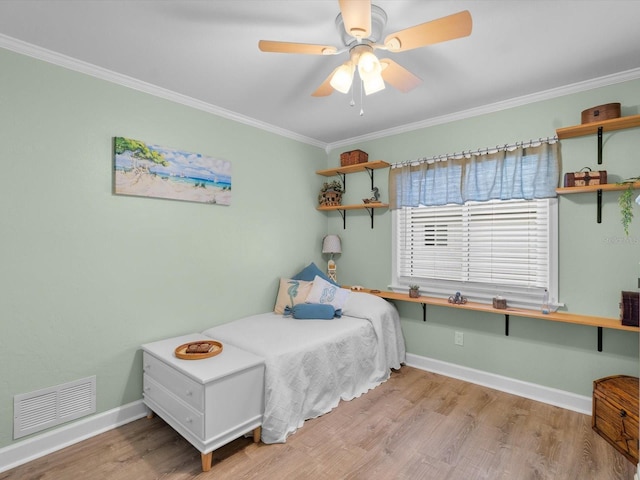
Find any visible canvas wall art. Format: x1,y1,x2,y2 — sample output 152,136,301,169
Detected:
113,137,232,205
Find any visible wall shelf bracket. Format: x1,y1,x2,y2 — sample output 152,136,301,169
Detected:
364,207,376,228
505,314,510,336
597,126,603,164
364,167,375,190
597,188,603,223
597,326,603,352
422,303,426,322
337,172,346,193
338,209,346,229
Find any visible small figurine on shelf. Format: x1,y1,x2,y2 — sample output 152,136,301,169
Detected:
409,285,420,298
492,295,507,309
448,291,467,305
363,187,381,204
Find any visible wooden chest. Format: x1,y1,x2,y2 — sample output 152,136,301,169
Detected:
592,375,639,464
563,168,607,187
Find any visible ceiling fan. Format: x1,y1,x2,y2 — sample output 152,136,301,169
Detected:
258,0,472,97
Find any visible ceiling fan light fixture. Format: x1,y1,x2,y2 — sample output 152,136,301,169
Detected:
259,4,473,100
357,50,381,80
330,62,354,94
363,74,385,96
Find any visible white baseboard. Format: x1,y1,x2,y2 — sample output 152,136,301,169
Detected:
0,399,149,474
405,353,592,415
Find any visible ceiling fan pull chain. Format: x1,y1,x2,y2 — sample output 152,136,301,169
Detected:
359,79,364,116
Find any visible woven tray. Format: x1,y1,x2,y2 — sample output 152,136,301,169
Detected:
174,340,223,360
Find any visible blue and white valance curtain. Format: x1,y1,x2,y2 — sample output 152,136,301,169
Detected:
389,138,559,209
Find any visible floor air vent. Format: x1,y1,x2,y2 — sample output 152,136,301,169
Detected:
14,376,96,439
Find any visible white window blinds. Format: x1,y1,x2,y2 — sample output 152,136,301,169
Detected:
394,198,557,309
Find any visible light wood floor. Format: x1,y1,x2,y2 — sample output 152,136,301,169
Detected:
1,366,635,480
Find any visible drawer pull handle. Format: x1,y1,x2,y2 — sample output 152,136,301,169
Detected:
620,409,627,418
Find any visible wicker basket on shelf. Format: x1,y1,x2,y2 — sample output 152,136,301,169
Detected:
340,149,368,167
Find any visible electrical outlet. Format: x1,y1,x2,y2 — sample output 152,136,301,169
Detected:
454,331,464,346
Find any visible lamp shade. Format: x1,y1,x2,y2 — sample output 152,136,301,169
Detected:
322,234,342,254
330,62,354,94
357,51,381,80
363,74,385,95
357,51,385,96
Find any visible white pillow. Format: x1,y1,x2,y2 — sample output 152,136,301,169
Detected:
274,278,313,314
306,275,350,310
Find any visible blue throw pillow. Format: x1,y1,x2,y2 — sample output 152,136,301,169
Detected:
292,262,339,286
283,303,342,320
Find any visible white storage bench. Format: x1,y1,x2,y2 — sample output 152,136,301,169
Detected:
141,333,265,471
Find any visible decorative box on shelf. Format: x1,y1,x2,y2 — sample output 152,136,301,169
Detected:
492,296,507,309
563,168,607,187
340,149,368,167
581,102,621,124
620,291,639,327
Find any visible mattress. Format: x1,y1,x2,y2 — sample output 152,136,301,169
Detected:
202,291,405,443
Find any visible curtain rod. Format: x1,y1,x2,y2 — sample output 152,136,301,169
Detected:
392,135,559,168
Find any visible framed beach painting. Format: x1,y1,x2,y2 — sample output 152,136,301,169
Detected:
113,137,232,205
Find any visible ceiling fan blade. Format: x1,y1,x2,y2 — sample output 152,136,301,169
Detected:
380,59,421,93
384,10,472,52
259,40,337,55
339,0,371,39
311,67,339,97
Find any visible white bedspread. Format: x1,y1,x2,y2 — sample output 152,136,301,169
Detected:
201,292,405,443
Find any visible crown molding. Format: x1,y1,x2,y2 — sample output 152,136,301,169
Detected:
2,33,639,154
0,34,326,149
326,67,640,152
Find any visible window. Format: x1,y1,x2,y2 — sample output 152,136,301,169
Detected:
392,198,558,310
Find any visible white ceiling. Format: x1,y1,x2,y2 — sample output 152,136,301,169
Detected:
1,0,639,150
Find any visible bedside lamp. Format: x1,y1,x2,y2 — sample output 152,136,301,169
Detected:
322,234,342,282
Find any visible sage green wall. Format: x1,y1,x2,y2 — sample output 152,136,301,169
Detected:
329,79,640,397
1,44,638,453
0,48,327,449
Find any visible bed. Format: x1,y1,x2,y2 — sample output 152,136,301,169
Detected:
201,270,406,444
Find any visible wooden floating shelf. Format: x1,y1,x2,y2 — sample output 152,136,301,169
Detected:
371,289,636,331
317,202,388,229
316,160,390,177
556,114,640,139
351,288,638,352
556,182,640,195
316,161,390,229
317,203,389,211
